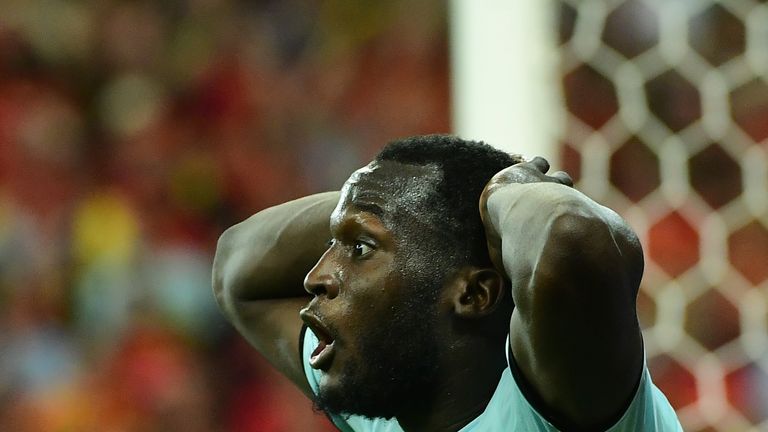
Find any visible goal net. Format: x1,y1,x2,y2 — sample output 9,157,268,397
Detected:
557,0,768,430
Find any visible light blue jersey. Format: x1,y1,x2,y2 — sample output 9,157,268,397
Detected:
302,328,683,431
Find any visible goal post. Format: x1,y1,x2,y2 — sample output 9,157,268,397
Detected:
448,0,563,161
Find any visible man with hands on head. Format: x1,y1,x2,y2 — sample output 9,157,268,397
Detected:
213,135,682,431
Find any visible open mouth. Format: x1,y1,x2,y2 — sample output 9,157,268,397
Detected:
300,309,337,370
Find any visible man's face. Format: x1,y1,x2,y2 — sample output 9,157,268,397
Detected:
301,160,451,419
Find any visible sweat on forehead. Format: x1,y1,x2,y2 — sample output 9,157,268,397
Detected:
338,160,444,218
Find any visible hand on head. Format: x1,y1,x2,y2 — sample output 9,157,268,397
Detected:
485,156,573,192
478,156,573,274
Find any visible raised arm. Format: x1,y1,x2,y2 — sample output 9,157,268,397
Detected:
480,158,644,430
212,191,339,394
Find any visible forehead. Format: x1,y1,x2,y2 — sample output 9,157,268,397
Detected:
332,160,442,223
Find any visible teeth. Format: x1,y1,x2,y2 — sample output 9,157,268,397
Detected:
312,340,327,358
309,340,335,370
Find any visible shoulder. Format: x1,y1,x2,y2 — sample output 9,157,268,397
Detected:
475,344,683,432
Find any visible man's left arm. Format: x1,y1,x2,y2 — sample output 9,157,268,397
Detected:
480,158,644,430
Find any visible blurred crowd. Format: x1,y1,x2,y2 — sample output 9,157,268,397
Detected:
0,0,449,430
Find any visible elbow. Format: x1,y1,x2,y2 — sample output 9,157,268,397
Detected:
212,227,236,309
212,224,262,321
547,202,607,249
545,205,643,292
548,200,632,257
212,216,281,305
212,223,255,302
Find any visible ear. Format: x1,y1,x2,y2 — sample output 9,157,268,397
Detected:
450,267,506,318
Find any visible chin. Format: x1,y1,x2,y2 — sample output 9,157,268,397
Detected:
314,387,397,420
313,362,402,420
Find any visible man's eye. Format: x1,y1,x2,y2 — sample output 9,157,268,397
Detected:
353,242,374,257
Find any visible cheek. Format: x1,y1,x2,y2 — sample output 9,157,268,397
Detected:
340,275,390,324
335,266,398,335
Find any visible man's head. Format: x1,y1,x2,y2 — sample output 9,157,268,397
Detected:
303,134,522,419
374,134,524,269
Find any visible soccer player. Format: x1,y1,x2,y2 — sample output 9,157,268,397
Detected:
213,135,682,431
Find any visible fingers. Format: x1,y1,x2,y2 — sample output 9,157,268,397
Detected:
551,171,573,187
528,156,550,173
527,157,573,186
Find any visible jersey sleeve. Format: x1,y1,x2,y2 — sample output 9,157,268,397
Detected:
492,336,684,432
603,365,684,432
300,326,403,432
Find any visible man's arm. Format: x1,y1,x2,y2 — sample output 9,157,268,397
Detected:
212,192,340,395
480,159,644,429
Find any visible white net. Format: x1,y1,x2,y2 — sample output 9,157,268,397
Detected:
557,0,768,430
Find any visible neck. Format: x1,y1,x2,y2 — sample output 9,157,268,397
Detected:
396,347,507,432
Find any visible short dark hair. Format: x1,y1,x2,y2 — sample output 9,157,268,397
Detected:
375,134,524,267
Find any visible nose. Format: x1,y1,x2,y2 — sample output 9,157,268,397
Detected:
303,249,339,299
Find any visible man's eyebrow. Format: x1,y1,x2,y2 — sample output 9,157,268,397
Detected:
351,200,385,219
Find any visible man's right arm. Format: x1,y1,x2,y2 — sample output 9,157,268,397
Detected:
212,191,340,395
